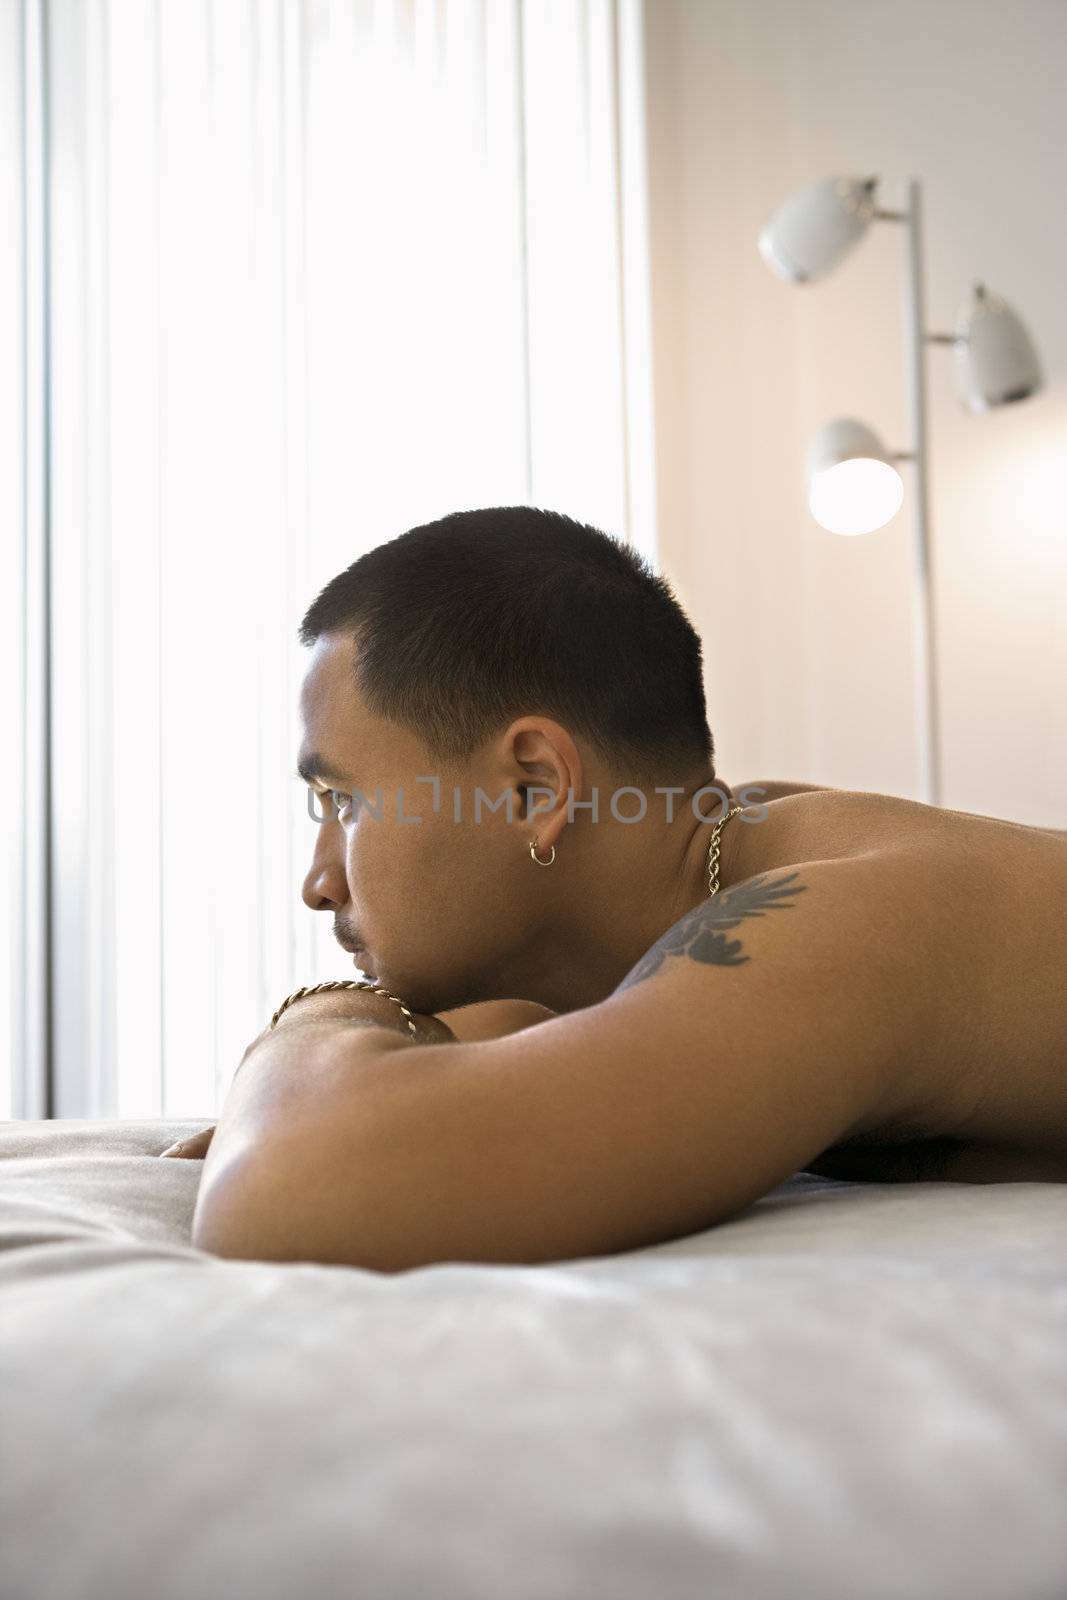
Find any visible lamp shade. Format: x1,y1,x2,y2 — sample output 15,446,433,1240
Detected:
953,283,1043,412
758,175,879,283
806,418,904,535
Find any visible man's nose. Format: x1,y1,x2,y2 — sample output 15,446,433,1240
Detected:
302,829,348,911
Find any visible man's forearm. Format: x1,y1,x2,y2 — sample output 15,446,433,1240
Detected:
189,995,558,1255
231,989,454,1089
193,995,454,1232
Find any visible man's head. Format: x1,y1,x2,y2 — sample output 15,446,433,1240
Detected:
296,506,720,1013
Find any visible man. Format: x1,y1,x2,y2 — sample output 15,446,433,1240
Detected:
174,507,1067,1270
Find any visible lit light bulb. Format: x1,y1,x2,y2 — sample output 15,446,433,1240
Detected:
809,457,904,535
806,420,905,535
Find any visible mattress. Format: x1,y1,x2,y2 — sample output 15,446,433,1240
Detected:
1,1116,1065,1600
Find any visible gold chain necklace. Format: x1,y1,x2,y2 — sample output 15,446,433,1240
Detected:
706,804,745,897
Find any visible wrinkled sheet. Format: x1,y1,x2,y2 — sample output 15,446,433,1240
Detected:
1,1116,1065,1600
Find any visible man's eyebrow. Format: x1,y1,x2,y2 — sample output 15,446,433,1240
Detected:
295,752,351,786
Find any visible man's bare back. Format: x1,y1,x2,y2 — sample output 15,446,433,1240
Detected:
730,782,1067,1183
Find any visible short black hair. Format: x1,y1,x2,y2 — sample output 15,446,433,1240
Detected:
298,506,714,786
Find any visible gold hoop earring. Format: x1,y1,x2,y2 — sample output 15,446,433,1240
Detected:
529,838,556,866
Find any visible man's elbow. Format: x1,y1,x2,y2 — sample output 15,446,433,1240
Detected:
189,1142,409,1272
190,1154,280,1261
189,1141,311,1262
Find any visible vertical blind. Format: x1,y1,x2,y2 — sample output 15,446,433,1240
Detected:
3,0,657,1119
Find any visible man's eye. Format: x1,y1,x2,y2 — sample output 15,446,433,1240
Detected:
306,786,346,822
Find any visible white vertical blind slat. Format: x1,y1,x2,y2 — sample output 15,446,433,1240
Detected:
282,0,315,988
520,0,628,536
4,0,51,1119
106,0,165,1116
84,0,117,1116
49,0,93,1117
614,0,658,565
0,1,23,1118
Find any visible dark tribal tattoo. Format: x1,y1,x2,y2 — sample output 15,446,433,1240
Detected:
616,871,808,991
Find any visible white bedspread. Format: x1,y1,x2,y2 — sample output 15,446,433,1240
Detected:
1,1117,1065,1600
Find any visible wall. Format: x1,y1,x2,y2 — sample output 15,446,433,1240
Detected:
644,0,1067,824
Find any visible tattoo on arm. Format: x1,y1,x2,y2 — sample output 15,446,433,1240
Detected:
616,872,808,991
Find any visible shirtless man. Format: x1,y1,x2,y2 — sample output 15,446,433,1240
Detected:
175,507,1067,1271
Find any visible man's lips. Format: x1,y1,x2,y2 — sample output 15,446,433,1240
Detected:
335,937,372,969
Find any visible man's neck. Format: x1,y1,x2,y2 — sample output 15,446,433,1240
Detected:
515,776,780,1014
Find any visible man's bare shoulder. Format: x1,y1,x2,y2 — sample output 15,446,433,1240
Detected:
609,844,958,1147
614,849,926,1037
659,802,1067,1177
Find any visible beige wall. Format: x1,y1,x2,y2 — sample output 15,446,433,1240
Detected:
644,0,1066,825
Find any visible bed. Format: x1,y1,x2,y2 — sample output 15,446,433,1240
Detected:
1,1116,1065,1600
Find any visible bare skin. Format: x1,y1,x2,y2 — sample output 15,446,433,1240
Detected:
392,757,1067,1184
169,789,1067,1186
180,632,1067,1268
720,782,1067,1183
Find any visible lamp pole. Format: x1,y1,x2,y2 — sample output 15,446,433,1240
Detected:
876,178,942,808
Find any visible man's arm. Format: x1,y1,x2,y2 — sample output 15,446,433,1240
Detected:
164,999,555,1160
162,989,460,1160
190,853,935,1272
184,988,454,1185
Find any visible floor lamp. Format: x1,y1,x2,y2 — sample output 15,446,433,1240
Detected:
758,175,1044,808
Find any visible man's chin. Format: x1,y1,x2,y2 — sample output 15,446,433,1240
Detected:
353,954,466,1019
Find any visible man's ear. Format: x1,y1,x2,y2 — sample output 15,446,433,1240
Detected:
502,717,583,841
